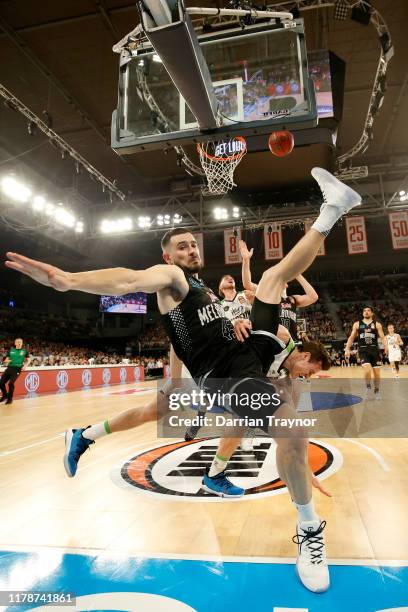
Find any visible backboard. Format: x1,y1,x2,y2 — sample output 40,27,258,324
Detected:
111,19,318,153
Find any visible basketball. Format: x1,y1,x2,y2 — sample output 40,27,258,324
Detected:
268,130,294,157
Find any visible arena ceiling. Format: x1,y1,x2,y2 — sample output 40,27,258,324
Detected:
0,0,408,265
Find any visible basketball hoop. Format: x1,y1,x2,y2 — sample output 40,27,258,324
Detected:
197,136,247,195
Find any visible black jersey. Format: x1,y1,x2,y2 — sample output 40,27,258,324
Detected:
357,319,379,349
279,296,298,340
161,273,240,378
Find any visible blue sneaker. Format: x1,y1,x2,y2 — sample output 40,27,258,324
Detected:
64,428,94,477
202,468,244,498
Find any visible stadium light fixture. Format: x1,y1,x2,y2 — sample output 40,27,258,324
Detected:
100,217,133,234
32,195,46,211
213,207,228,220
138,215,151,229
1,176,31,203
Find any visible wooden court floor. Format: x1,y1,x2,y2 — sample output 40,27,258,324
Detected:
0,366,407,563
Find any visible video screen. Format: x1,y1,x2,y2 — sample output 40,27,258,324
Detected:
99,293,147,314
308,50,334,118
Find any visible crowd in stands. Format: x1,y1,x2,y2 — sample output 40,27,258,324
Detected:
339,302,408,337
0,336,168,370
0,307,95,341
138,326,169,348
301,303,337,341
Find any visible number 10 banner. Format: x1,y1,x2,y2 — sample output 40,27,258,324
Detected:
389,211,408,249
345,216,368,254
224,228,242,264
264,223,283,260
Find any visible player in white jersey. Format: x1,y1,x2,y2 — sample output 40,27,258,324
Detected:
219,275,252,322
386,324,403,378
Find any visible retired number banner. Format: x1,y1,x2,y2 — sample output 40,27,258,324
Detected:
304,220,325,256
264,223,283,260
389,211,408,250
193,232,205,265
345,216,367,254
224,228,242,265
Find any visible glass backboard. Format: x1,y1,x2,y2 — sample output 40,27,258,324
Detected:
111,20,317,153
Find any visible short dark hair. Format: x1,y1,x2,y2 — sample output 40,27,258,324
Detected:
363,305,373,312
161,228,192,251
299,340,331,371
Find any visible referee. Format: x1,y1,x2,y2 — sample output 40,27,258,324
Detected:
0,338,28,405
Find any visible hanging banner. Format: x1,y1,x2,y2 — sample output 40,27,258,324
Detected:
345,216,367,254
304,220,325,256
389,211,408,250
224,228,242,265
193,232,205,265
264,223,283,260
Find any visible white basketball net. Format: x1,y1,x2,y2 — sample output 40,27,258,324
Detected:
197,137,247,195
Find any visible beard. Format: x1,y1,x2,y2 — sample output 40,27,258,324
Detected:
178,261,202,274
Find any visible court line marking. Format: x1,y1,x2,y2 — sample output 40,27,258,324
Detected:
0,545,407,566
342,439,391,472
0,434,64,458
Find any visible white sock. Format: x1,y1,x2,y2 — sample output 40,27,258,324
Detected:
209,454,228,477
295,499,319,525
311,205,343,236
82,421,110,441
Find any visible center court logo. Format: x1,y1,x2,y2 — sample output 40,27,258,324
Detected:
56,370,68,389
111,438,343,502
82,369,92,387
24,372,40,393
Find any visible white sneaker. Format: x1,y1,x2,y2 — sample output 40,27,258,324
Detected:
364,387,374,400
240,436,255,452
311,167,362,214
374,390,382,400
293,519,330,593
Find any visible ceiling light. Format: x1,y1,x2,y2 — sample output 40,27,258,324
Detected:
32,195,46,211
1,176,31,203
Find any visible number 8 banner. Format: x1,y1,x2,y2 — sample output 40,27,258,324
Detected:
389,211,408,249
264,223,283,260
224,228,242,264
345,216,368,254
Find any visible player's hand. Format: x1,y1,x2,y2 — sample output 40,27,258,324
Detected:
239,240,253,260
5,253,72,291
234,319,252,342
244,289,255,304
311,473,332,497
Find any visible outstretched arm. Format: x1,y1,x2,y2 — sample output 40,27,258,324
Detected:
345,322,358,358
292,275,318,308
5,252,180,295
239,240,258,291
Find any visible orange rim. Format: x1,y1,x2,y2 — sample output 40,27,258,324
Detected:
197,136,247,162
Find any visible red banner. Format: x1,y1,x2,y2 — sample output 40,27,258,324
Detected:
224,228,242,265
304,220,325,255
345,216,367,254
389,211,408,250
193,232,205,265
264,223,283,260
10,365,145,398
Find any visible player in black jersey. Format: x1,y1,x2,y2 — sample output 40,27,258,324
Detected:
239,239,318,343
6,167,362,593
345,306,388,399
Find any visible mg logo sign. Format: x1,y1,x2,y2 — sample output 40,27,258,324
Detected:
24,372,40,393
120,367,127,383
134,366,141,381
103,368,111,385
82,369,92,387
56,370,68,389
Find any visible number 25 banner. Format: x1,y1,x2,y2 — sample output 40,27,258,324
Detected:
345,216,368,254
264,223,283,260
389,211,408,250
224,228,242,264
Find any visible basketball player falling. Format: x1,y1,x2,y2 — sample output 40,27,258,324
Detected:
6,167,362,593
386,324,403,378
345,306,388,399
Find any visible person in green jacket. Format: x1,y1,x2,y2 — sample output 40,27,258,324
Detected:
0,338,28,404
